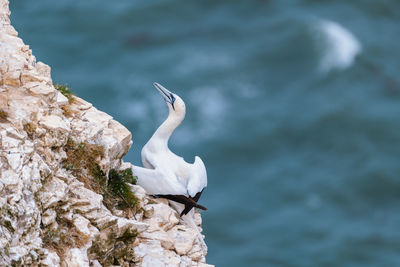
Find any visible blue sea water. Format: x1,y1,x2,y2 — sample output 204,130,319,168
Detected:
10,1,400,266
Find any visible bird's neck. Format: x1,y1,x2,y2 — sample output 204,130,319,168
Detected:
153,111,184,146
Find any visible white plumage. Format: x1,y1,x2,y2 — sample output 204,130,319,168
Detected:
132,82,207,213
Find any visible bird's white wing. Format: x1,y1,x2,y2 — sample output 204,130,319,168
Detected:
187,156,207,197
131,164,187,196
141,145,156,169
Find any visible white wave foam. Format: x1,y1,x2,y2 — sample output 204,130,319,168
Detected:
315,20,361,72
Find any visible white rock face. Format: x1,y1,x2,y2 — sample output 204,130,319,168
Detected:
0,0,212,266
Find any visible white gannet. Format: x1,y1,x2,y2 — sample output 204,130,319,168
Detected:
131,83,208,217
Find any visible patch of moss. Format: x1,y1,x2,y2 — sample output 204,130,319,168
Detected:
112,168,137,185
39,169,53,185
23,122,36,139
119,229,138,242
105,169,138,210
10,258,23,266
62,137,138,215
63,137,106,193
2,220,14,234
61,105,75,117
42,229,59,248
54,84,74,104
88,228,138,265
4,244,10,256
42,212,90,258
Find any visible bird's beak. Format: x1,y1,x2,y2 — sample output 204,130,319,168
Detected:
153,82,173,104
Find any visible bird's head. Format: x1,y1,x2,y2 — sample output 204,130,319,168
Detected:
153,82,186,116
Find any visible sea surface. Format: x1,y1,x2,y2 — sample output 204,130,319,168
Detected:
10,1,400,266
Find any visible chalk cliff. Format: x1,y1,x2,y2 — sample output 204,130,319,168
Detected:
0,1,211,266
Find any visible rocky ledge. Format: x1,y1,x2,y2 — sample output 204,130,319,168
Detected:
0,1,212,266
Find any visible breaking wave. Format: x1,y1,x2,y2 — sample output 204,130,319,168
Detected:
314,20,362,72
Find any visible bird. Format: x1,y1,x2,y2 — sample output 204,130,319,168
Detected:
131,82,208,217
